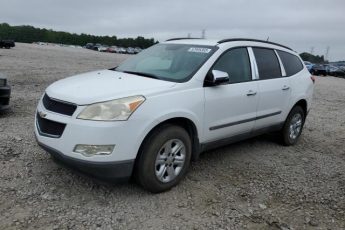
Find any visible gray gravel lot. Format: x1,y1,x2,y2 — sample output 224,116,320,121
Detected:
0,43,344,229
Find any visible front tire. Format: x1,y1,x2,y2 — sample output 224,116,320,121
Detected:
281,106,305,146
135,125,192,193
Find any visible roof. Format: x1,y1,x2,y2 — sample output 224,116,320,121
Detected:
165,38,293,51
217,38,292,50
165,38,220,46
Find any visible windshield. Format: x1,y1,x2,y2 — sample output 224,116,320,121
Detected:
115,43,217,82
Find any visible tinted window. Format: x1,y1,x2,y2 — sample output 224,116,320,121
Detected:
277,50,303,76
213,48,251,83
253,48,281,79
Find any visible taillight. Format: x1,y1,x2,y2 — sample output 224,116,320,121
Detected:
310,75,316,84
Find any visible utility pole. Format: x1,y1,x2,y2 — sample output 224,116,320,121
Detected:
201,29,205,39
310,47,314,55
325,46,330,62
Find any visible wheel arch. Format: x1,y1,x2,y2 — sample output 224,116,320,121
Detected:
134,117,201,170
293,99,308,117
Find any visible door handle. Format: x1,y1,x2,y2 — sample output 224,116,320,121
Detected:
282,85,290,90
246,90,257,96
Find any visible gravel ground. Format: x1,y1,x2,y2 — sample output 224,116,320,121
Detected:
0,43,344,230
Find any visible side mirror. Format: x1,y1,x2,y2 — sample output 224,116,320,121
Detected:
206,70,229,86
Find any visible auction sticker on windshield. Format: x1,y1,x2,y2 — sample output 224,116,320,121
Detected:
188,47,212,53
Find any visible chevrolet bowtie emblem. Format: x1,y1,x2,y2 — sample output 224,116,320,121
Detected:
38,111,47,118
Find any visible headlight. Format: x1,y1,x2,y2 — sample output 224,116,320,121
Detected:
77,95,145,121
0,78,6,87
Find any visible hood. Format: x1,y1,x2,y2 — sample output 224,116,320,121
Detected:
46,70,176,105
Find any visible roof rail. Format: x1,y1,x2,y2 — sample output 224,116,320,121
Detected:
166,37,202,41
217,38,293,51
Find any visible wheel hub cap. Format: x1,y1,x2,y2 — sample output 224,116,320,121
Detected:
155,139,186,183
289,113,302,140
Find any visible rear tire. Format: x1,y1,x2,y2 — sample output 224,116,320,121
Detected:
135,125,192,193
281,106,305,146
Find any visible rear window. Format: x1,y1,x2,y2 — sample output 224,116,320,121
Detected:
253,48,282,79
277,50,303,76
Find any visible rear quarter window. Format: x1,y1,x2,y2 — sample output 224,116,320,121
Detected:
277,50,304,76
253,48,282,79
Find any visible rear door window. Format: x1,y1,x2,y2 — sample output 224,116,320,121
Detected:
253,48,282,79
277,50,304,76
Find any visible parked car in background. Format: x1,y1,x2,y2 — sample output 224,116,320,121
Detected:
0,73,11,110
106,46,118,53
92,44,101,51
134,47,142,54
118,47,127,54
98,45,109,52
304,61,314,72
126,47,135,54
323,64,331,75
35,38,314,192
85,43,95,50
310,64,327,76
85,43,107,51
0,39,15,49
113,47,121,53
329,66,345,77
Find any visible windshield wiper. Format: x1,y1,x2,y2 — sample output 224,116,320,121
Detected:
121,70,160,79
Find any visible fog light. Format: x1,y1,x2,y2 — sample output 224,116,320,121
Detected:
73,145,115,157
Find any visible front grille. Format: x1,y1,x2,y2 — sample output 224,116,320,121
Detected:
36,113,66,138
42,94,77,116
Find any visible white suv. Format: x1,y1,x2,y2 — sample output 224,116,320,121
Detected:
35,38,314,192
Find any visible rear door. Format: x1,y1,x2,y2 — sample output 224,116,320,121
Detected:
203,47,259,142
252,47,291,130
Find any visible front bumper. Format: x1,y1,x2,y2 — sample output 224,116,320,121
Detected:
37,140,134,181
0,85,11,110
34,96,150,181
34,98,146,162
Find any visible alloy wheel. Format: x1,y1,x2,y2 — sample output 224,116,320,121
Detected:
155,139,186,183
289,113,303,140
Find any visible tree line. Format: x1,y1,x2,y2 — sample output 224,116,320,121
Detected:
299,52,326,64
0,23,156,48
1,22,331,62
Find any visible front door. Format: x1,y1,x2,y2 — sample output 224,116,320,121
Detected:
203,47,259,142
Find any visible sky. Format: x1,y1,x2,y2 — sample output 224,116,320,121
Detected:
0,0,344,61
